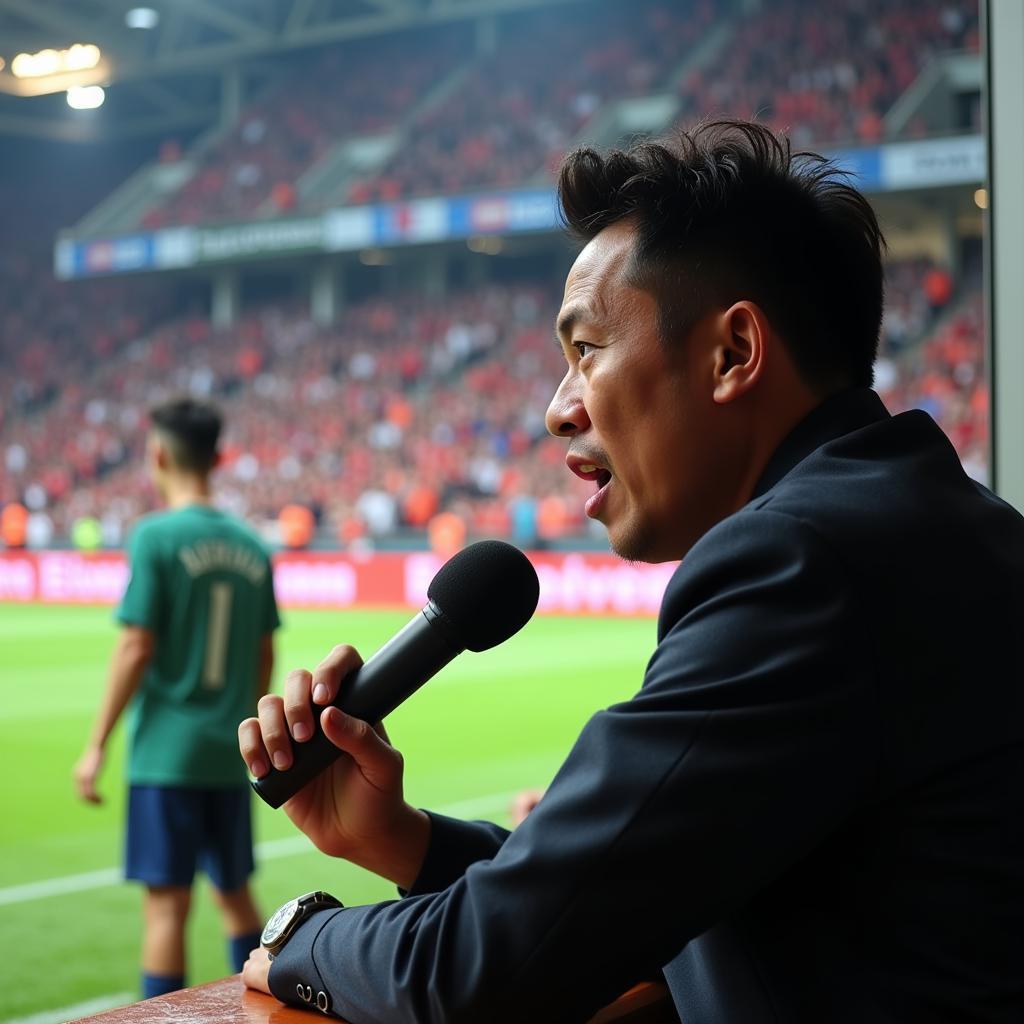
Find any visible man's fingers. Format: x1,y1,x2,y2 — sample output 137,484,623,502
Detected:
239,648,368,778
241,947,272,994
282,669,315,742
257,693,294,770
238,716,272,778
250,693,294,773
310,645,363,706
321,707,402,791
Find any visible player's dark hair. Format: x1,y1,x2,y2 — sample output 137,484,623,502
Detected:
557,119,885,392
149,397,222,474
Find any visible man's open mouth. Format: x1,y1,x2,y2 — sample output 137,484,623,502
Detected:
578,464,613,490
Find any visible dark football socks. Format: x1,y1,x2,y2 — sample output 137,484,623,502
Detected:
230,930,264,973
142,972,184,999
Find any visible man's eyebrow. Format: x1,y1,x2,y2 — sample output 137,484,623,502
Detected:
555,305,589,341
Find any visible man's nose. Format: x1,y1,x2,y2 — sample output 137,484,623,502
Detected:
545,373,590,437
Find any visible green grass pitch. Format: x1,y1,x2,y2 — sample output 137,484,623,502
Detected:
0,602,657,1022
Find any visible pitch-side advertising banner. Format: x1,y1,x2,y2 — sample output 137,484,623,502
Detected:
0,550,676,616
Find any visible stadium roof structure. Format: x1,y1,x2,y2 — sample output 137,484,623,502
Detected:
0,0,592,141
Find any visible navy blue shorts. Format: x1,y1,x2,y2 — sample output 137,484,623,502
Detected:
125,784,255,891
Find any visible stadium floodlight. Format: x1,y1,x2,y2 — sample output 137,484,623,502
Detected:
12,44,101,78
67,85,105,109
125,7,160,30
3,43,109,98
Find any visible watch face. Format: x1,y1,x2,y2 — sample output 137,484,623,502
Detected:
261,898,299,946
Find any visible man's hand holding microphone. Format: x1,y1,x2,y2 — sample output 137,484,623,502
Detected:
235,541,540,996
238,642,431,889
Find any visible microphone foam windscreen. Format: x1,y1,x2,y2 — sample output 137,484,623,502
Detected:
427,540,540,652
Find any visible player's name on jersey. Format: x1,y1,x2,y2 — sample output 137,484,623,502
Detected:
179,541,267,584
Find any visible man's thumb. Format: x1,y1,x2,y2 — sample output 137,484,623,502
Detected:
320,706,398,787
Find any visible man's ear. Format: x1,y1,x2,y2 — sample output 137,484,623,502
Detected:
712,301,769,405
151,437,170,472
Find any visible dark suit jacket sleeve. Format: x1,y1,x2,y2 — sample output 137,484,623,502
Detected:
407,812,511,894
268,510,879,1024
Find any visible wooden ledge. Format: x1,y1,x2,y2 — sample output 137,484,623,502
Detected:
71,976,676,1023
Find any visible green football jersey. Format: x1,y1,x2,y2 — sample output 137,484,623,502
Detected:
118,504,280,786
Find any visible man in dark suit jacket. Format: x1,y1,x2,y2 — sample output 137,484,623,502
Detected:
239,121,1024,1022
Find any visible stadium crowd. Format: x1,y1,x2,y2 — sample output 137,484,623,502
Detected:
134,0,978,226
0,278,581,548
0,248,177,426
875,292,987,485
347,0,720,204
142,30,466,227
0,256,984,551
677,0,979,147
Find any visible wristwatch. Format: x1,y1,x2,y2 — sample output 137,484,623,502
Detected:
261,891,343,957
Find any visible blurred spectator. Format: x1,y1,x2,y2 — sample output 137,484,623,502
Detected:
428,511,468,557
1,501,28,548
279,503,316,549
924,265,954,314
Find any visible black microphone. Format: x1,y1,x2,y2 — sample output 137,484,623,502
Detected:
252,540,540,808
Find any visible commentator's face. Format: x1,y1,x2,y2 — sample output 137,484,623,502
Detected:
547,220,727,563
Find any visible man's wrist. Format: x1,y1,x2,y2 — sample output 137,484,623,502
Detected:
350,804,431,890
392,805,431,891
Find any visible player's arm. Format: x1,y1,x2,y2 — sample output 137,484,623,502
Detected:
73,625,155,804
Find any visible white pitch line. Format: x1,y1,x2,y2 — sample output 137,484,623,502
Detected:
0,868,120,908
0,790,519,908
432,789,518,820
3,991,134,1024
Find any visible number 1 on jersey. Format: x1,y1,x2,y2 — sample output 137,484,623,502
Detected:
203,581,233,689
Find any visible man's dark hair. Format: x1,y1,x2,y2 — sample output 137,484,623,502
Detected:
557,120,886,392
149,397,222,474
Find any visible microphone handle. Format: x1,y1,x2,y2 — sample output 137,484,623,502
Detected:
252,606,463,809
